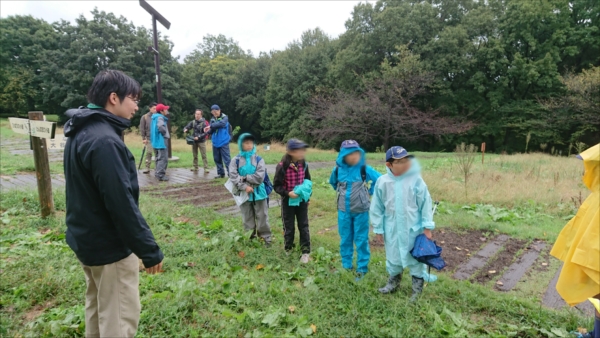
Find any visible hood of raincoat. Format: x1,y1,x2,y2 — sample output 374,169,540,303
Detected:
581,143,599,192
237,133,257,158
64,107,130,137
385,158,422,180
336,147,366,168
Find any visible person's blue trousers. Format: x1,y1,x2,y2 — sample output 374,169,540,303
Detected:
213,145,231,177
338,211,370,273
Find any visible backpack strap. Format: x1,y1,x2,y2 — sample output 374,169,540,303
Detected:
361,164,367,182
334,164,366,182
237,155,261,169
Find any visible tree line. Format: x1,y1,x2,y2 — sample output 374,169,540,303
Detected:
1,0,598,153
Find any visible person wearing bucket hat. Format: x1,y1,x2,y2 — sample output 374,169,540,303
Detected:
329,140,381,280
550,144,599,338
370,146,437,302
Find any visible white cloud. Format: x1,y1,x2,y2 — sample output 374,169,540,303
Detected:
1,1,366,59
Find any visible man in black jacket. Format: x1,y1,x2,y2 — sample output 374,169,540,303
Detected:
63,70,164,337
183,108,210,173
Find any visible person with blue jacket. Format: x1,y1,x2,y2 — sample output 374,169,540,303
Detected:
150,103,170,181
370,146,436,302
205,104,231,178
229,133,272,245
329,140,381,279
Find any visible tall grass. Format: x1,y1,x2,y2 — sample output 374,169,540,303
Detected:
424,152,587,210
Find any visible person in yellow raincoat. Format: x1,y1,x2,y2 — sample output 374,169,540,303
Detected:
550,144,599,338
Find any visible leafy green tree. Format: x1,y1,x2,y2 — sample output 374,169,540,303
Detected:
181,35,271,138
0,15,58,116
39,9,184,124
185,34,250,63
260,28,336,139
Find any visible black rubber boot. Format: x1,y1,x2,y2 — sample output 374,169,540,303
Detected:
378,274,402,294
409,276,425,302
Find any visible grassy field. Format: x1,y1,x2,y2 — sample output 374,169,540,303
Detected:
0,118,594,337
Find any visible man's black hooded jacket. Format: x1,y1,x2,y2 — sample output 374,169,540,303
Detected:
63,107,163,267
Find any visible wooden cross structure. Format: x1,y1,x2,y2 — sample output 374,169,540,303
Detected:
139,0,174,158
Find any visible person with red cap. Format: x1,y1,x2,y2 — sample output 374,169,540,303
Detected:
151,103,170,181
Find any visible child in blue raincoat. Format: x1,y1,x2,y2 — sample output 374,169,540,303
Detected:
329,140,381,280
370,146,436,302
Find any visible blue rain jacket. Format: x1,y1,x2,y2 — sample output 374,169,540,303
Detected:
230,133,268,202
289,180,313,206
209,113,231,148
329,147,381,213
150,113,168,150
370,159,437,281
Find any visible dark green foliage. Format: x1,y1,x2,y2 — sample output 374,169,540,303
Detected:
1,0,599,151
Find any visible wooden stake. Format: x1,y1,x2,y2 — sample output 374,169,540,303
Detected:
28,111,55,217
481,142,486,164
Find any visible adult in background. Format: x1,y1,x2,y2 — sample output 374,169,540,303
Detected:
151,103,170,181
139,102,157,174
63,70,164,337
183,109,210,173
205,104,231,178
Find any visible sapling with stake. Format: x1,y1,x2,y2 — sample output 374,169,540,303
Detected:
454,143,477,198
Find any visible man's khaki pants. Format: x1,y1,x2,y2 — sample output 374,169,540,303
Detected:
81,254,140,338
192,141,209,170
145,142,155,169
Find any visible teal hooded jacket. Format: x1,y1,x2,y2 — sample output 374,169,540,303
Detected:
329,146,381,214
228,133,268,202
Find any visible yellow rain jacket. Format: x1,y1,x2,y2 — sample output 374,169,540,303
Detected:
550,144,600,306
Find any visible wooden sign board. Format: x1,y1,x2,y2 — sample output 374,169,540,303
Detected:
30,120,56,139
8,117,56,139
8,117,31,135
47,135,68,150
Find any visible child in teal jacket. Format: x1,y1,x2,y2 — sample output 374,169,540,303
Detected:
329,140,380,279
370,146,436,302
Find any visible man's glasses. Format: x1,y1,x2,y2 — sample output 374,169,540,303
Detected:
126,96,140,105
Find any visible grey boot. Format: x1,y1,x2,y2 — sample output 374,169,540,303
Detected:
409,276,425,302
378,274,402,294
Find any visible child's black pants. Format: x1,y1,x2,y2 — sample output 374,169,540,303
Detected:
281,197,310,254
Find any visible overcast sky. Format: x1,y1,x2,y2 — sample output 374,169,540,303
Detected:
1,1,365,59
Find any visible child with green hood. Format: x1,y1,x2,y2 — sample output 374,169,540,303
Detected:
229,133,272,245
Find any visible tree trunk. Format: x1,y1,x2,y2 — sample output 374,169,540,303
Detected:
383,126,390,151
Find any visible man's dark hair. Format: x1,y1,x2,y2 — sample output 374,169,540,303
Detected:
87,70,142,108
195,108,203,113
149,102,157,108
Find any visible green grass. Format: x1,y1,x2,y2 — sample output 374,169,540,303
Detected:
0,117,592,336
0,167,592,337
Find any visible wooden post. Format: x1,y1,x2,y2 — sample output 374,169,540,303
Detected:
28,111,55,217
481,142,486,164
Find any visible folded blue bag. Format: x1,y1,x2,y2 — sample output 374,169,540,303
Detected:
410,234,447,271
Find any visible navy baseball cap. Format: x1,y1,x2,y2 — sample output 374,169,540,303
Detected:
386,146,413,162
211,104,220,110
341,140,360,149
287,138,308,150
